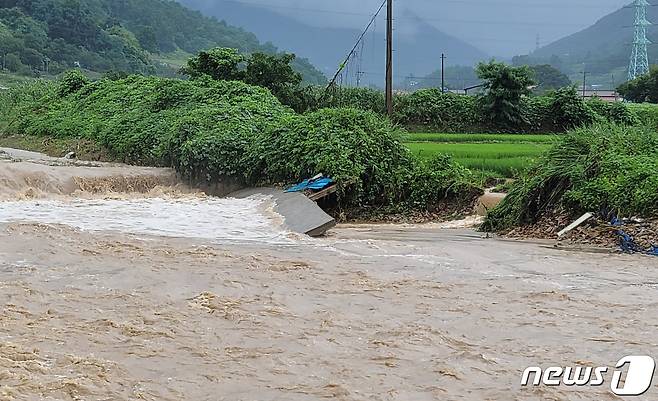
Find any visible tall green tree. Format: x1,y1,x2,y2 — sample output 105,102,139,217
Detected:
181,47,312,111
181,47,246,81
530,64,571,93
617,67,658,103
476,61,536,127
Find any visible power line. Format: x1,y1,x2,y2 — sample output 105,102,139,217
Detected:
323,0,387,95
213,0,600,27
218,0,625,12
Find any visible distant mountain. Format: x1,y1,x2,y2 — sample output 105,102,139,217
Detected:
178,0,488,87
531,5,658,78
0,0,325,84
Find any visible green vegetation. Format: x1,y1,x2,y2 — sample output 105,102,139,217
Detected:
483,123,658,231
0,74,478,215
323,83,642,134
618,67,658,104
476,61,536,127
405,141,550,178
0,71,33,87
628,103,658,129
417,64,570,94
406,133,556,143
0,0,325,83
529,64,571,93
181,47,314,112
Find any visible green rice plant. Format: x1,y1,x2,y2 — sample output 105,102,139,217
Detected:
406,132,557,144
404,142,549,177
405,142,550,160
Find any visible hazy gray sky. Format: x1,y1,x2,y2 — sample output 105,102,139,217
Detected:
220,0,629,56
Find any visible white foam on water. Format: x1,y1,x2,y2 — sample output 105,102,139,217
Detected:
0,196,293,244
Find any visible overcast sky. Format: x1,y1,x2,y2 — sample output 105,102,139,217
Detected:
219,0,629,56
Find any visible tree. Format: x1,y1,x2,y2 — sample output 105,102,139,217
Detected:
530,64,571,93
0,25,21,70
244,52,302,99
180,47,246,81
617,67,658,103
476,61,536,127
181,47,311,111
4,53,23,73
20,48,43,70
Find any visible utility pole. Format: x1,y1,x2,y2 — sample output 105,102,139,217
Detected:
535,34,541,52
582,70,588,98
386,0,393,117
441,53,446,92
356,70,364,87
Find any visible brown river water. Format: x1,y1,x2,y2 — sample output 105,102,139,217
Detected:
1,148,658,401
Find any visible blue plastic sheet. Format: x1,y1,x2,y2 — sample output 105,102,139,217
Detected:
286,177,334,193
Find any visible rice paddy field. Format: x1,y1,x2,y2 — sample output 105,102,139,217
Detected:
404,133,556,177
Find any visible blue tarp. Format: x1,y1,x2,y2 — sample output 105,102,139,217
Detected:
286,177,334,193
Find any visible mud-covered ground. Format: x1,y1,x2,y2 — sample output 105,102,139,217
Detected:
1,148,658,401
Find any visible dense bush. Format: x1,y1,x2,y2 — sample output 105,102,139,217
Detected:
519,96,553,132
483,123,658,231
290,81,641,133
628,103,658,128
57,70,91,97
5,76,292,166
311,87,387,115
551,86,597,131
617,67,658,103
1,75,477,211
394,89,480,131
587,97,638,126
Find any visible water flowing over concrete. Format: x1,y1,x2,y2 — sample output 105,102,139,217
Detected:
1,148,657,401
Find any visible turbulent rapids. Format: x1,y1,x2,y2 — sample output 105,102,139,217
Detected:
1,148,658,401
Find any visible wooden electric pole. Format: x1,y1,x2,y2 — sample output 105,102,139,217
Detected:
441,53,446,92
386,0,393,116
582,70,588,98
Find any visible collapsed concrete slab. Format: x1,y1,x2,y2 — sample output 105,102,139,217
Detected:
230,188,336,237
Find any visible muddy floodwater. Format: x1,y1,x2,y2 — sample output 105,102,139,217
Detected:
1,149,658,400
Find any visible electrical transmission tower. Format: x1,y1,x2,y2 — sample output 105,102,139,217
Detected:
629,0,651,80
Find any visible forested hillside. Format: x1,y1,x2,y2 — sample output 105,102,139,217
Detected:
0,0,325,83
517,4,647,86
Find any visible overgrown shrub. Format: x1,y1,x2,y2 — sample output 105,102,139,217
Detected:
628,103,658,129
483,123,658,231
403,154,476,211
550,86,597,131
57,70,91,97
310,86,386,114
587,98,639,125
394,89,480,131
255,108,415,207
520,96,554,132
1,74,478,212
